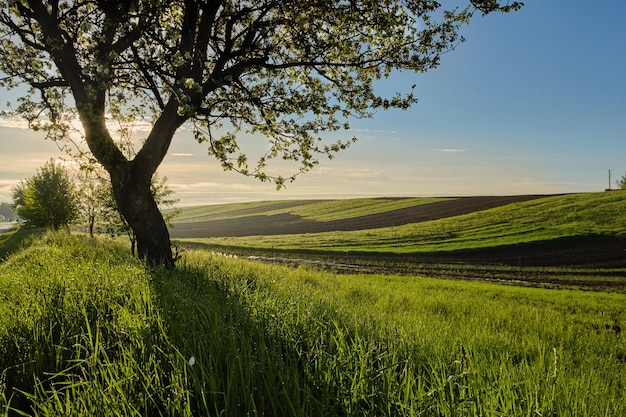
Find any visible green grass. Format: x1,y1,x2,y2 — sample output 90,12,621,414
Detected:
284,197,450,222
0,232,179,416
0,226,43,261
170,197,450,223
178,192,626,254
168,200,312,223
1,232,625,415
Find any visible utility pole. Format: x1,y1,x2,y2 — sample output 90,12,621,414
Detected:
608,169,612,191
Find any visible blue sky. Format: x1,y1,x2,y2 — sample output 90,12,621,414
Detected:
1,1,625,206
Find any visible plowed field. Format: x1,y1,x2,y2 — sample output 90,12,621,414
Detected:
169,195,626,268
170,195,543,237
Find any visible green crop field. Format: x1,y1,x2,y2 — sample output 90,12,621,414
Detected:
170,197,451,223
176,192,626,254
272,197,450,222
1,231,625,416
168,200,311,223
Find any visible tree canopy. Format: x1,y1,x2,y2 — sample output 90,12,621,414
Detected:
0,202,16,222
12,159,79,229
0,0,521,265
616,173,626,190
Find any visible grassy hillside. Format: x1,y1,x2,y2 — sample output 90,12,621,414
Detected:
1,232,625,415
169,199,312,223
274,197,450,222
177,192,626,254
171,197,450,223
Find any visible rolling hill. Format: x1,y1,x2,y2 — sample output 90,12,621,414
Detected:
169,195,544,237
168,193,626,268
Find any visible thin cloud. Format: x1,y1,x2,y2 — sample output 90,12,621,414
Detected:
171,153,194,157
0,116,29,129
0,114,154,132
432,148,467,153
169,181,221,190
0,179,19,203
353,128,387,134
345,169,383,178
315,166,383,178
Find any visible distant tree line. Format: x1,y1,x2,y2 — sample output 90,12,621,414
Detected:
0,202,16,222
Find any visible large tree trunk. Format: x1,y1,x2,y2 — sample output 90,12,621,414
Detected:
76,99,183,268
111,171,174,268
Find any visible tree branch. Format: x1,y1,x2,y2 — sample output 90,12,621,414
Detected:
31,79,70,89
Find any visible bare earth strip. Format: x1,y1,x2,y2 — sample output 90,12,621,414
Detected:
169,195,546,238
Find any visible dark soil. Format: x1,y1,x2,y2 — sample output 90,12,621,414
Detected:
169,195,626,269
170,195,546,237
390,235,626,268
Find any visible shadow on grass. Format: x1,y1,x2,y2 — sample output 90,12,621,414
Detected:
0,226,44,261
148,261,341,417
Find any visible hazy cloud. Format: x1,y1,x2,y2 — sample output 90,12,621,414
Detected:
432,148,467,153
0,114,154,133
169,181,223,190
0,116,29,130
0,179,19,203
0,178,18,188
345,169,383,178
315,166,383,178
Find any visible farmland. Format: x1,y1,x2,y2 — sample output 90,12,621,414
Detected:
169,193,626,291
2,192,626,415
168,193,626,262
169,195,543,237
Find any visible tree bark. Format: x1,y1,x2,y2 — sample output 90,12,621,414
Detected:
83,102,183,268
111,170,174,268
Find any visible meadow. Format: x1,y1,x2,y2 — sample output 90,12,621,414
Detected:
1,230,625,416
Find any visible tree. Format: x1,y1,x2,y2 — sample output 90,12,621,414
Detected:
616,173,626,190
73,136,180,248
0,0,521,266
107,173,179,257
79,166,179,255
11,159,79,230
0,202,17,222
74,167,114,237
